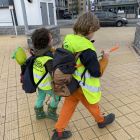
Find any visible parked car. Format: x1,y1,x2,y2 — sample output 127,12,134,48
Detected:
63,13,72,19
94,11,128,27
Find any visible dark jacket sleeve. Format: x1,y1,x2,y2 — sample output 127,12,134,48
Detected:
44,51,53,76
80,49,101,78
45,60,53,76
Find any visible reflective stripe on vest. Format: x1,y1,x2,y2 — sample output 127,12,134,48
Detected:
34,73,51,80
74,70,100,86
79,82,101,93
33,56,52,90
39,81,51,88
75,70,91,78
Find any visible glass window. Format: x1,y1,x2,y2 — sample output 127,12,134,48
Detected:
108,12,116,17
95,12,106,18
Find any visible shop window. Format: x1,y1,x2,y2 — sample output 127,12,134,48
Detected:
127,6,135,14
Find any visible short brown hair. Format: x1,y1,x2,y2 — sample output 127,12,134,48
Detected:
31,28,51,50
73,12,100,36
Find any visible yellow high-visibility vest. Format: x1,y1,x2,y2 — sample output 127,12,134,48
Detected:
33,56,52,90
63,34,101,104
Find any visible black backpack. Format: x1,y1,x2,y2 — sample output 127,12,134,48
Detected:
52,48,81,97
21,56,48,93
53,48,79,74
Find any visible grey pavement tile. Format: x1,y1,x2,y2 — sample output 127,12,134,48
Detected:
67,122,77,132
99,133,116,140
34,130,50,140
80,109,91,118
5,113,17,123
45,119,56,129
5,120,18,131
74,118,89,131
126,102,140,111
111,129,131,140
18,104,29,112
111,99,125,107
0,93,6,99
71,111,83,121
17,98,28,105
100,97,108,104
18,117,32,128
0,97,6,104
77,103,86,111
120,97,134,104
4,128,19,140
92,125,109,137
135,122,140,129
0,124,4,139
85,116,97,126
19,125,33,137
79,127,97,140
101,102,116,111
18,109,30,119
68,132,83,140
106,121,121,132
20,134,34,140
107,108,123,118
32,121,47,133
104,94,117,102
117,105,133,115
124,124,140,138
126,112,140,123
116,116,133,127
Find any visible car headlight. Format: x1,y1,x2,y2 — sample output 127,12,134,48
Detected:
122,18,127,20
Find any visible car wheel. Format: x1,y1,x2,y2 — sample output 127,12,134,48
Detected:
116,21,123,27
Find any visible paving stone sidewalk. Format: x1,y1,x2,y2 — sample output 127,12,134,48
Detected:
0,27,140,140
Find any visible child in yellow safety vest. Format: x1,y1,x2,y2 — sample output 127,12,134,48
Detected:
12,28,60,121
31,28,61,120
51,12,115,140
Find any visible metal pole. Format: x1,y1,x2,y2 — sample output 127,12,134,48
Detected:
72,0,74,19
86,0,89,12
20,0,29,34
11,9,17,36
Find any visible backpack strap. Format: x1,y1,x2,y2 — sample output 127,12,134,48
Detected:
81,68,87,86
75,52,81,61
75,52,87,85
36,63,48,87
75,52,83,68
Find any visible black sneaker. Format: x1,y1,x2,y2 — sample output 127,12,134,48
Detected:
51,129,72,140
98,113,115,128
34,106,46,120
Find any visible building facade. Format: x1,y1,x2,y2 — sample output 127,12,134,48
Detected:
0,0,57,26
67,0,78,15
55,0,68,18
94,0,139,18
0,0,16,26
78,0,87,14
67,0,89,15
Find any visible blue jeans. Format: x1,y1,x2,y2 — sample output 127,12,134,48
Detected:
35,88,61,108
